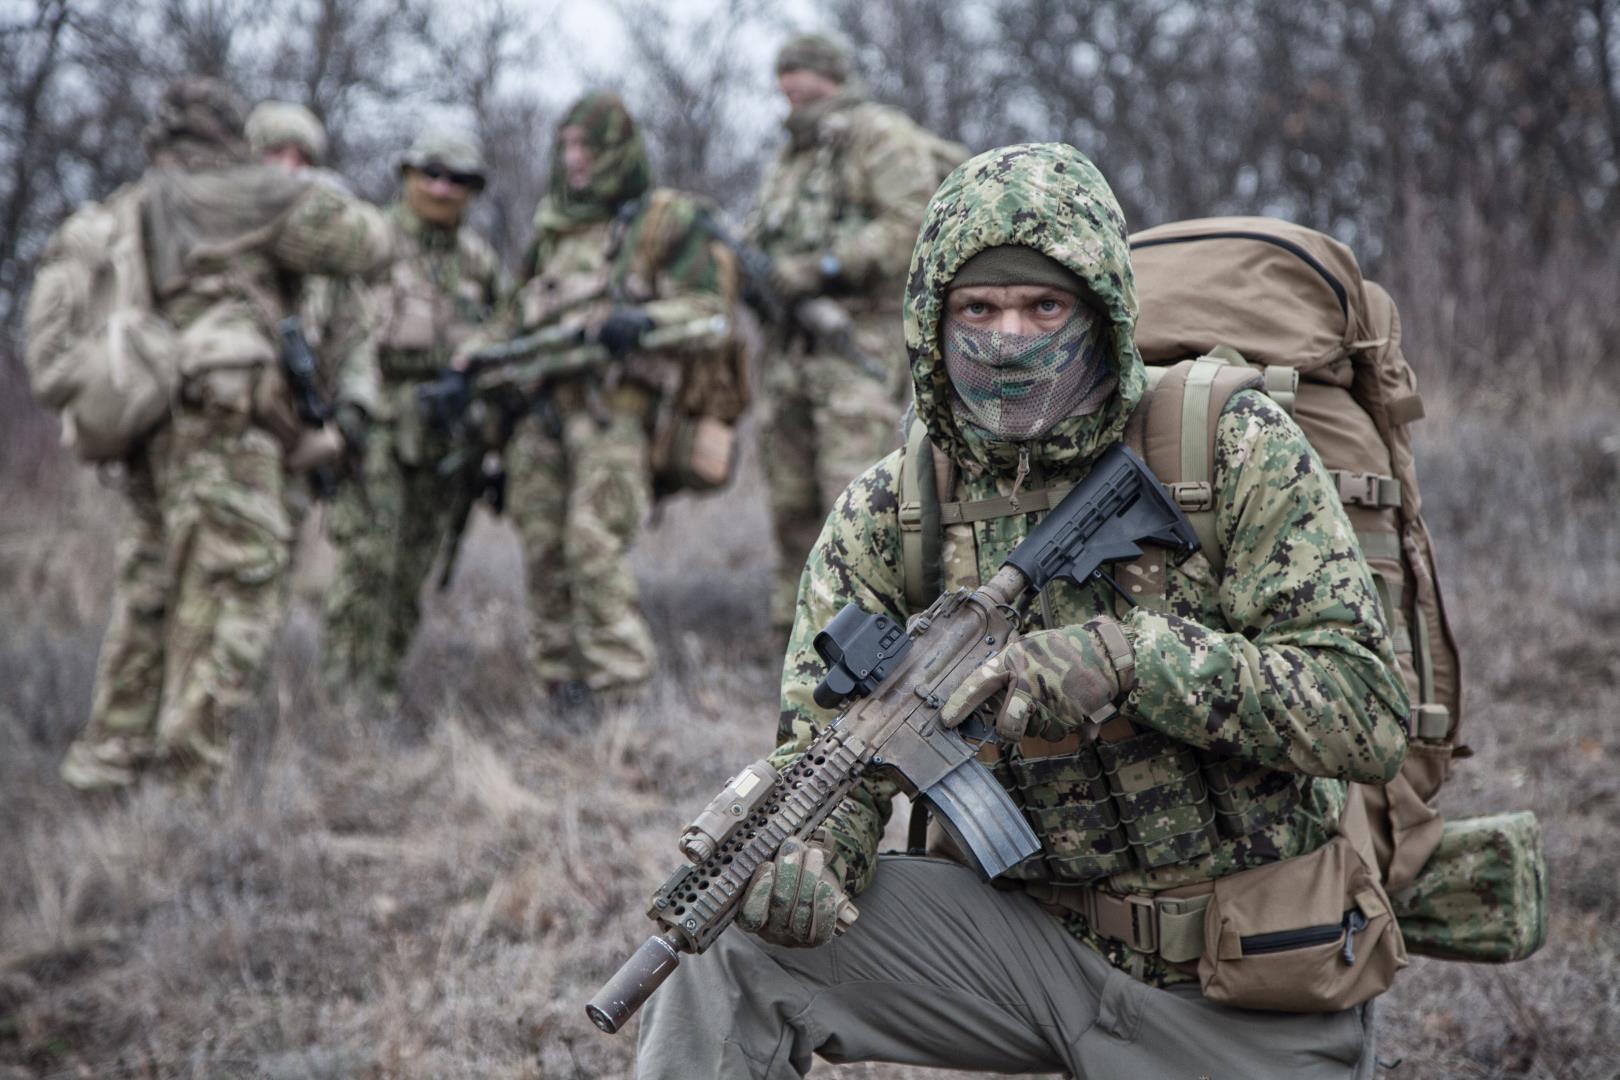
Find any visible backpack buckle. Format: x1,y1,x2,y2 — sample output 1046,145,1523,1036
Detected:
1168,481,1213,513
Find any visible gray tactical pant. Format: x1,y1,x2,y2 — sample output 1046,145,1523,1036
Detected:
636,855,1377,1079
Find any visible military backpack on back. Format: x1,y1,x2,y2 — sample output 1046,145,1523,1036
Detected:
896,216,1546,967
24,184,180,461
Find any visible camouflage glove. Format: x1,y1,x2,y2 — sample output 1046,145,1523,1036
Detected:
769,253,830,301
939,617,1136,742
736,837,858,948
597,307,656,358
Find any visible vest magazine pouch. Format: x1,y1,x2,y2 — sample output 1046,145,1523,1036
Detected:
1198,832,1405,1012
1389,811,1547,963
1006,738,1134,881
1096,730,1219,870
379,281,444,353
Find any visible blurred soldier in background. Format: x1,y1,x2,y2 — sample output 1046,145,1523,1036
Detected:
319,125,503,706
501,91,738,707
244,101,381,522
748,33,967,630
58,77,392,792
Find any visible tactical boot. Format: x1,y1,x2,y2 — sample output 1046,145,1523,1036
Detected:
59,736,151,793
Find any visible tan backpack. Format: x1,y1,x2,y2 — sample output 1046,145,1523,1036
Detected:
24,184,180,461
1127,217,1463,891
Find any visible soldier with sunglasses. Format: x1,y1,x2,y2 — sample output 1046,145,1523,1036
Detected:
321,126,505,708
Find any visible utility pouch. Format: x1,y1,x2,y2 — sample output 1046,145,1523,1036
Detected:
1198,800,1405,1012
1389,811,1547,963
652,414,738,493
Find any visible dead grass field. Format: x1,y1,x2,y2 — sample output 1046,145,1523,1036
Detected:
1,381,1617,1079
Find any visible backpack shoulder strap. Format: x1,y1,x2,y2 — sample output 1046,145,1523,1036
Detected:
1131,354,1265,575
899,411,953,614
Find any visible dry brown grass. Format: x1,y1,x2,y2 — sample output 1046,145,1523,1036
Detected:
1,379,1617,1079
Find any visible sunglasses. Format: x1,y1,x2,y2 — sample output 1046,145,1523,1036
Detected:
417,163,486,191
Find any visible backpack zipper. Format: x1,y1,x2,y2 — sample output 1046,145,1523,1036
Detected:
1129,230,1349,319
1240,909,1369,964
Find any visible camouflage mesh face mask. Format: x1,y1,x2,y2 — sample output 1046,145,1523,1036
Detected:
943,306,1113,441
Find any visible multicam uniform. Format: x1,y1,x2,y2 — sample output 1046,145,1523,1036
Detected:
321,200,502,699
748,85,956,626
59,80,392,791
638,145,1410,1076
504,93,735,696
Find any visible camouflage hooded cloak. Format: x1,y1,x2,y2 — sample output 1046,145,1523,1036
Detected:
773,143,1409,984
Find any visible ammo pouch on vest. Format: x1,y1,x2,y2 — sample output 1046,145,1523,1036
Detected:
1196,790,1405,1012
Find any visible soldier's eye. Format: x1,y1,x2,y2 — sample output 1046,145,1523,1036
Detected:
1036,298,1063,314
963,302,990,316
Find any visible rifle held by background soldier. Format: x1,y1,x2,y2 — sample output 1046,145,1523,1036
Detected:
704,216,889,384
420,314,733,590
585,443,1202,1034
276,315,361,498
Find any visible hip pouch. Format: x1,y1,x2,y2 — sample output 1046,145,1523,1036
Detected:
1389,811,1547,963
651,413,738,495
1198,803,1406,1012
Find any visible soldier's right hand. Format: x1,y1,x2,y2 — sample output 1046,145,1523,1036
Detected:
736,838,858,948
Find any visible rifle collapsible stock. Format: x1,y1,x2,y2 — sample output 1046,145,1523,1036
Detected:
585,443,1200,1034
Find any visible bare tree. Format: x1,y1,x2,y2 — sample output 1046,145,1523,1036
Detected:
608,0,773,210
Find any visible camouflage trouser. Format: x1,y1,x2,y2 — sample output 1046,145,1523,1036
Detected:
638,855,1377,1078
62,393,292,792
320,411,456,699
761,311,908,628
506,404,655,693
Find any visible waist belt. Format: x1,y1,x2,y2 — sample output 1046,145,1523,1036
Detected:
1022,881,1212,965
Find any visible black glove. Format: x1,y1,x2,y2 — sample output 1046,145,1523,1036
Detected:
334,402,370,457
597,307,656,358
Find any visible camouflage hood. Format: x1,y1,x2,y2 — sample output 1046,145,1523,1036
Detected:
904,143,1146,481
143,76,251,169
533,91,651,236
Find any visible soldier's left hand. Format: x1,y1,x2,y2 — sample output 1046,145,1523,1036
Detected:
938,617,1136,742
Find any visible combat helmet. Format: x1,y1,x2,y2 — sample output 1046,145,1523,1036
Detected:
400,125,487,189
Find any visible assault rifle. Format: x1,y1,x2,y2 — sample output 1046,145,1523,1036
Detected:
585,443,1202,1034
702,216,889,383
421,314,733,590
276,315,352,498
277,316,331,428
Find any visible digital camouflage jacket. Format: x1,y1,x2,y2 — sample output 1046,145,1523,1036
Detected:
773,143,1410,983
746,91,948,315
